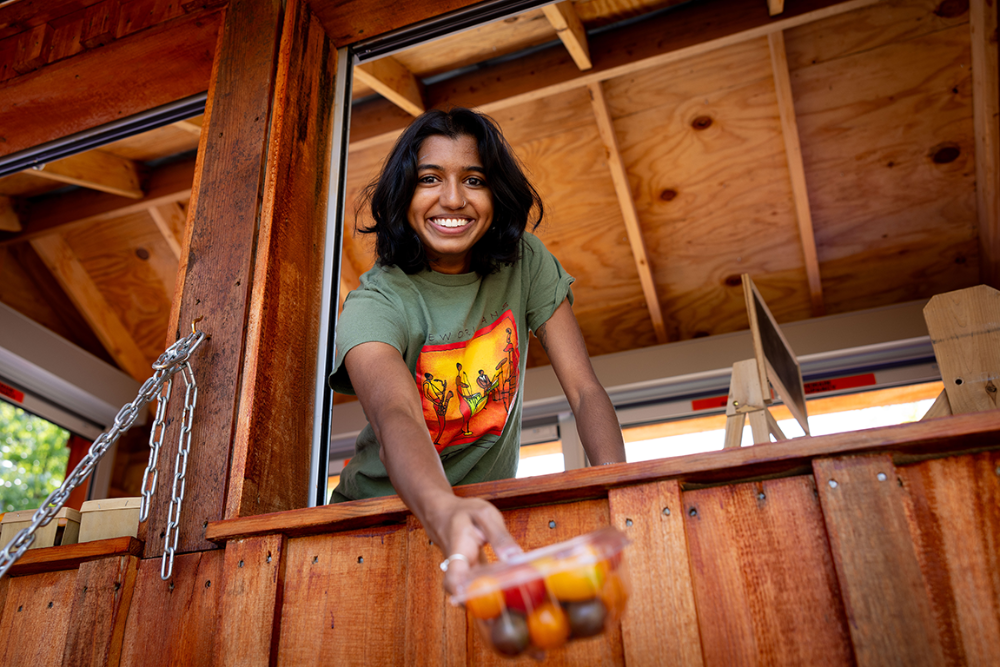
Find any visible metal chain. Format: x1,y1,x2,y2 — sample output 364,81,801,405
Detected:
0,329,206,581
161,362,198,581
139,377,172,522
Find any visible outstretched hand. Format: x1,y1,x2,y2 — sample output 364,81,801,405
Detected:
428,494,521,594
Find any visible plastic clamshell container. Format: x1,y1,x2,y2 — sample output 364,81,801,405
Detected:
78,497,142,543
0,506,81,551
450,526,630,659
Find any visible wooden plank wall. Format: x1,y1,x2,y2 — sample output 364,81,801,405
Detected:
0,449,998,665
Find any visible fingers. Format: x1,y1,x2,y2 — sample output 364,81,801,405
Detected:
439,498,521,594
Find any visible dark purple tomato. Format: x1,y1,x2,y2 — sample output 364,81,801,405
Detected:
490,611,529,656
565,598,607,638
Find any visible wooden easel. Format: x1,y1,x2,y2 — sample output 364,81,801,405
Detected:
921,285,1000,419
723,275,810,448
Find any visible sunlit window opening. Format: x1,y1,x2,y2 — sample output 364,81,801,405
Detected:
0,400,71,514
516,441,564,479
624,381,943,463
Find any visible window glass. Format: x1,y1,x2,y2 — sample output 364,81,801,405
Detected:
1,400,70,513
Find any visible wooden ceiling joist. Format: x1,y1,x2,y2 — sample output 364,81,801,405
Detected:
0,156,195,247
172,116,204,136
971,0,999,288
349,0,882,151
768,0,786,15
355,56,426,117
147,202,186,260
768,31,824,316
587,81,667,344
0,196,20,232
542,1,592,71
27,150,144,199
29,233,150,382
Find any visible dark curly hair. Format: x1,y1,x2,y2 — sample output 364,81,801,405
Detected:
357,108,543,275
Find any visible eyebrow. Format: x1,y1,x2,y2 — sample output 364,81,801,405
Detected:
416,163,486,174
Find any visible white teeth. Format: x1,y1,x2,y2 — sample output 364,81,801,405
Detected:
435,218,470,228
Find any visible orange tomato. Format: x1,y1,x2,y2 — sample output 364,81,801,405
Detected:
465,576,504,620
527,602,570,650
545,563,604,602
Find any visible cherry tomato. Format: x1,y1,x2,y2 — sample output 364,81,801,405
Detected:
490,611,529,656
600,571,628,616
545,563,604,602
502,567,547,613
566,598,607,638
527,601,570,650
465,576,504,620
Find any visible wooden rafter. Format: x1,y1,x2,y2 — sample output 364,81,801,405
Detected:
27,150,144,199
355,56,426,117
971,0,1000,288
587,81,667,344
0,156,195,247
0,196,20,232
350,0,883,151
172,116,204,136
29,233,150,382
768,0,785,15
768,31,824,316
148,202,186,259
542,1,591,71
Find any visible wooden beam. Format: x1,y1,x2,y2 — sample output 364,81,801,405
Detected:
29,233,150,382
972,0,1000,288
0,156,195,247
227,0,336,519
311,0,482,47
0,8,221,158
172,115,204,136
349,0,883,151
587,81,667,344
28,150,144,199
768,31,824,316
542,1,592,71
355,56,426,117
148,202,186,259
147,0,285,559
768,0,786,16
0,195,20,231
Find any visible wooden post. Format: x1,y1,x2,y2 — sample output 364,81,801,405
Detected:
142,0,286,559
724,358,787,447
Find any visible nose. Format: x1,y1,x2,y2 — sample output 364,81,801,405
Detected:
441,179,464,209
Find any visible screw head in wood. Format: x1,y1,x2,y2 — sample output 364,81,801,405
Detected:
828,480,838,488
877,473,887,481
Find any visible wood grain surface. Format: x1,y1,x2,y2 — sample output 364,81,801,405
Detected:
0,8,220,157
814,454,944,666
684,475,852,666
0,569,77,665
206,410,1000,542
219,534,287,667
608,480,703,667
227,0,335,519
899,451,1000,666
2,536,143,577
144,0,283,559
63,554,139,667
402,516,466,667
276,525,407,665
119,550,224,667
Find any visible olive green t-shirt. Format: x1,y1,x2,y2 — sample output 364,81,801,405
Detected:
328,233,574,502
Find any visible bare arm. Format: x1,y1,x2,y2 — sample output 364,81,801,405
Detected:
344,341,520,591
535,299,626,465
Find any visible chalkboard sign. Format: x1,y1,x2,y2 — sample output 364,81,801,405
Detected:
742,275,809,435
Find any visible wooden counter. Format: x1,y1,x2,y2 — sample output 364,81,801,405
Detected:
1,411,998,665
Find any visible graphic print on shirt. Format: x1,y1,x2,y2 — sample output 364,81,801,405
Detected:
416,311,519,452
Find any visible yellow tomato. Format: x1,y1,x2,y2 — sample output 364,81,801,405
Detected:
527,602,570,650
465,576,504,620
545,563,604,602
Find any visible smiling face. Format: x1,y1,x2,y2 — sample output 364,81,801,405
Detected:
408,134,494,274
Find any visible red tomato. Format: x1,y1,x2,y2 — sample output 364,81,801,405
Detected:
501,568,548,613
527,602,570,650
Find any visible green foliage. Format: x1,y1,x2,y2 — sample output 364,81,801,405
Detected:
0,401,70,513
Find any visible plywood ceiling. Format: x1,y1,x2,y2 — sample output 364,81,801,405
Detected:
0,0,991,387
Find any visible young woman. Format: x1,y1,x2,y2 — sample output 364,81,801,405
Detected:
329,108,626,590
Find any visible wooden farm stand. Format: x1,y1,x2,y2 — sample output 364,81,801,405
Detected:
0,0,999,665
